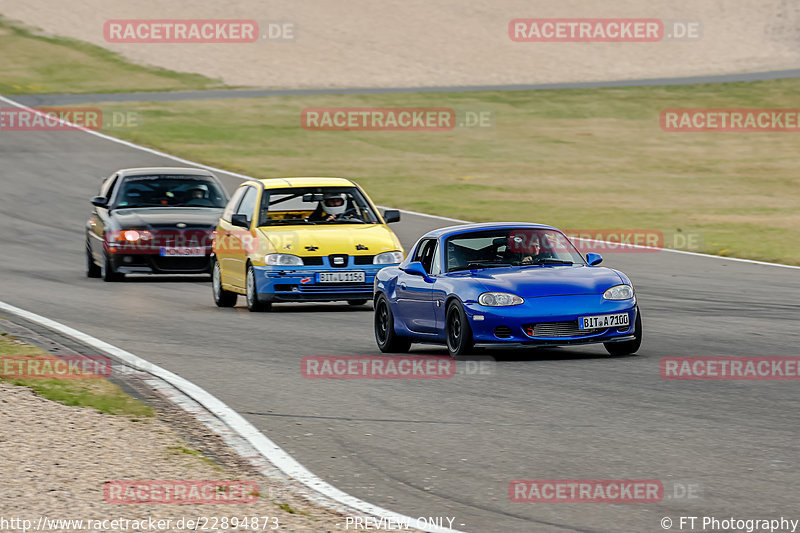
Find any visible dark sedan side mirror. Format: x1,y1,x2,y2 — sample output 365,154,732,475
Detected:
383,209,401,223
231,214,250,228
586,252,603,266
91,196,108,208
401,261,433,282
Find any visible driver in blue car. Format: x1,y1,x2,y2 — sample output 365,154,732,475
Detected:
308,193,349,222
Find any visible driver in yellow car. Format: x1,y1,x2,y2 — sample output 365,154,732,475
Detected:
308,193,348,222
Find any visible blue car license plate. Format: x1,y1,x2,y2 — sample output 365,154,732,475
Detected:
579,313,629,330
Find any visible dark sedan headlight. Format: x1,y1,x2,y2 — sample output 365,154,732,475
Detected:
478,292,524,306
603,284,634,300
108,229,152,243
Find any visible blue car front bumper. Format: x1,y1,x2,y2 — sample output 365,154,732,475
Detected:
254,260,396,302
462,295,638,345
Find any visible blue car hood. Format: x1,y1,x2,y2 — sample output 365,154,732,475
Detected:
464,266,623,297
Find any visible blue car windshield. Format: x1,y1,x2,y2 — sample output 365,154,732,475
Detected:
445,228,586,272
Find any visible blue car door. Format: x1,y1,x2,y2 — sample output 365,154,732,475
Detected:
395,239,437,333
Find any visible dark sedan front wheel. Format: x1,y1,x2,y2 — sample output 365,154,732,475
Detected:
446,300,474,358
86,239,101,278
101,252,124,282
374,294,410,353
604,308,642,356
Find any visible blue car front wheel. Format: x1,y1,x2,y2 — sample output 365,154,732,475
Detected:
374,294,411,353
446,300,474,358
604,307,642,356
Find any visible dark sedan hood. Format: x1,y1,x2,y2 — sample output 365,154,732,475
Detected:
466,265,625,297
111,207,222,228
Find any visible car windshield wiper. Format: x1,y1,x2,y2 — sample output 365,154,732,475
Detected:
261,219,315,225
328,219,368,224
465,262,512,270
529,258,574,265
113,204,158,209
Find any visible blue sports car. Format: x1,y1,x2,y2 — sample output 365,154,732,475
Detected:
373,223,642,357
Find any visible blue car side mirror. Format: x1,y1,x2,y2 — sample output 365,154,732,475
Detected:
586,253,603,266
401,261,433,282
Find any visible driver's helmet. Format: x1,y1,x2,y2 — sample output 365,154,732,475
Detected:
322,193,347,215
188,187,206,199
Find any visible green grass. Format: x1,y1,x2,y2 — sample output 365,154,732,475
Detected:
275,502,312,518
0,16,227,94
2,14,798,264
84,83,800,264
168,444,220,469
0,336,154,417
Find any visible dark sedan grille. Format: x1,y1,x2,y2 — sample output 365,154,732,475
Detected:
523,321,603,338
150,229,213,247
151,256,210,272
149,223,211,230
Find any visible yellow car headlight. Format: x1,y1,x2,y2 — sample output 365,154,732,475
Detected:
264,253,304,266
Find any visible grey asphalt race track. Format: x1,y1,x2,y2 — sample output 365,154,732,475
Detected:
1,125,799,532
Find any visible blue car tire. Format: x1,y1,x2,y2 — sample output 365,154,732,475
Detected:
374,294,411,353
446,300,474,358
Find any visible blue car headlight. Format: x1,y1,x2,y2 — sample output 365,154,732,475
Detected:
603,284,634,300
265,253,304,266
478,292,524,306
374,251,404,264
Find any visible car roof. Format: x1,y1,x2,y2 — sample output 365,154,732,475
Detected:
245,177,356,189
116,167,216,177
423,222,561,240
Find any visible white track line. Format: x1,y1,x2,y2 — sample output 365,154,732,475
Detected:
1,93,797,270
0,301,464,533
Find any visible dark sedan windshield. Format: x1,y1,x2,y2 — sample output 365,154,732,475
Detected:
112,175,227,209
445,228,586,272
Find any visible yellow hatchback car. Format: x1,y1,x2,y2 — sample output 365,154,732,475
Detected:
211,177,404,311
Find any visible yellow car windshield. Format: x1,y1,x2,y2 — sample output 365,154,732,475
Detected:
258,187,380,225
